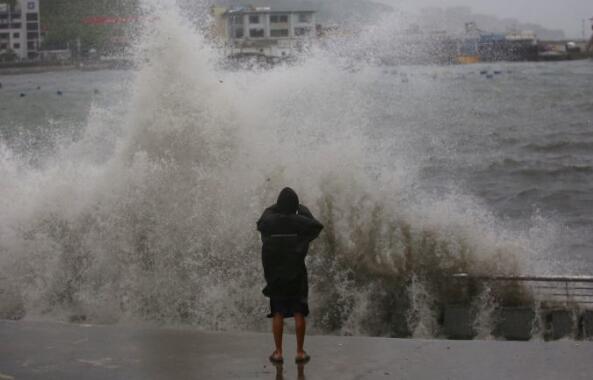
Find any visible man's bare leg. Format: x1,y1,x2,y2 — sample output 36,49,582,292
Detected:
294,313,307,359
271,313,284,361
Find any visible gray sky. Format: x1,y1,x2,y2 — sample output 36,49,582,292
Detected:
387,0,592,38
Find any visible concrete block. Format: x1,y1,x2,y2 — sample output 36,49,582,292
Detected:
545,309,575,340
581,310,593,339
493,307,534,341
443,305,475,339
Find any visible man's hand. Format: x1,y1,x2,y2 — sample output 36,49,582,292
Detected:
297,205,313,219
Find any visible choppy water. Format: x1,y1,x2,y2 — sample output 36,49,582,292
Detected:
0,3,592,336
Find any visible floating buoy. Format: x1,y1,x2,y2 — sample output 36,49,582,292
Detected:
93,89,99,94
0,82,3,89
480,70,488,75
19,93,25,97
37,86,41,90
494,70,502,75
56,90,63,96
486,74,494,79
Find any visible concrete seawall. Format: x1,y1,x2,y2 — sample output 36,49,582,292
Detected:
1,320,592,379
0,65,77,76
0,61,132,76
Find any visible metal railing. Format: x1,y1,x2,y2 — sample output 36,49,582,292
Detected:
453,273,593,306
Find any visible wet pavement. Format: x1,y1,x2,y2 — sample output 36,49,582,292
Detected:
1,319,592,379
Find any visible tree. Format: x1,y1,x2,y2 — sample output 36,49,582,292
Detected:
39,0,139,53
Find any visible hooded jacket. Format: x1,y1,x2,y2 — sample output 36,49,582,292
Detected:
257,188,323,298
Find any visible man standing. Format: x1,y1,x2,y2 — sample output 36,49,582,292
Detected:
257,187,323,364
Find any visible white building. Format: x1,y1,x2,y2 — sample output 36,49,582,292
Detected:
0,0,41,60
212,5,316,60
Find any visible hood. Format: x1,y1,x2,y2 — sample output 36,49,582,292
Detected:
276,187,299,215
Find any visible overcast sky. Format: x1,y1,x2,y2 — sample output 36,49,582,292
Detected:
387,0,592,38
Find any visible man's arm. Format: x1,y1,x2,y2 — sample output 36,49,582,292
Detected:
257,206,277,235
296,205,323,241
297,205,313,218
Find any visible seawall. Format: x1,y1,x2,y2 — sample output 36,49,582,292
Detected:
0,60,133,76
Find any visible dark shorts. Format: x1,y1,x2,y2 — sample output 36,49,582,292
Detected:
267,297,309,318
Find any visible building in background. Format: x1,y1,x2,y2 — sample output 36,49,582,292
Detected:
211,5,316,61
0,0,40,60
457,22,539,63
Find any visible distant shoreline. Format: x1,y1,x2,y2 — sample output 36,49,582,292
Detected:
0,60,133,76
1,55,590,76
0,64,77,75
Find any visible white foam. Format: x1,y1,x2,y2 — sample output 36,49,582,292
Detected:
0,0,564,335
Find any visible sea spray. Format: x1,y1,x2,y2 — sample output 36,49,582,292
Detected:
530,300,545,340
472,285,498,339
407,275,439,338
0,0,559,336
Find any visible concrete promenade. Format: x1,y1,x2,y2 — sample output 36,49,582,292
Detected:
1,320,592,380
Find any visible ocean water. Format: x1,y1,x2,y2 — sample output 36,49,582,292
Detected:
0,4,592,336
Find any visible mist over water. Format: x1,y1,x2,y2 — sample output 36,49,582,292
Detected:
0,1,592,337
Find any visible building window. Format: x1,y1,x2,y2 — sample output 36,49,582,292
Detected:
26,13,38,21
10,23,20,28
231,15,243,25
249,15,259,24
0,33,8,39
27,2,35,10
0,43,7,49
27,41,35,49
294,27,311,36
249,28,264,38
12,32,18,38
26,23,38,31
298,13,311,23
270,15,288,23
27,32,37,39
234,28,244,38
270,29,289,37
13,42,20,48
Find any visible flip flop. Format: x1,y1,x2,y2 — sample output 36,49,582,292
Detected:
295,353,311,364
269,353,284,364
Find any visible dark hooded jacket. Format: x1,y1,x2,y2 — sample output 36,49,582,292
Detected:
257,188,323,298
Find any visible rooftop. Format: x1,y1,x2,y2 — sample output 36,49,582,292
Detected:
224,5,315,15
